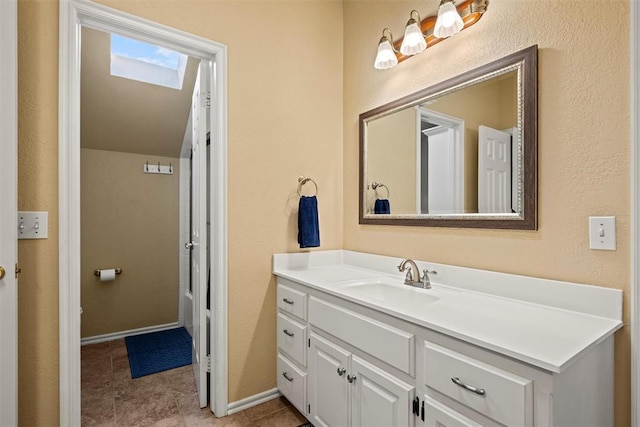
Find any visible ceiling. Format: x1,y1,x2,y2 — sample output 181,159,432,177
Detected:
80,27,199,158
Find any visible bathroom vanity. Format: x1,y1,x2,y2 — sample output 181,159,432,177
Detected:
273,250,622,427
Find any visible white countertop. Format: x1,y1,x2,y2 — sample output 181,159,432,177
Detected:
273,250,623,373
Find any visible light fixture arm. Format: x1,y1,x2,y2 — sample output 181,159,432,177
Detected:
380,28,399,53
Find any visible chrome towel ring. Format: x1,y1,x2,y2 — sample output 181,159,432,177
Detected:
297,176,318,197
371,182,390,198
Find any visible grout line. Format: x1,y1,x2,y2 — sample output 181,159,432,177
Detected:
110,339,118,426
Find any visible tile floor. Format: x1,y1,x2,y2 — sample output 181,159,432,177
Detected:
81,339,308,426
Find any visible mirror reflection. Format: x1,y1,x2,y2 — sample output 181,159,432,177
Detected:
360,45,537,229
366,70,517,215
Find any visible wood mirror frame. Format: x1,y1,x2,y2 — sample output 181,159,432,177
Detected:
359,45,538,229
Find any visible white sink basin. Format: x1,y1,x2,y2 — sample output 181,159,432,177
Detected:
339,278,440,305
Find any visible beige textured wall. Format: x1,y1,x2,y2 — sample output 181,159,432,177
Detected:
344,1,630,425
80,149,180,338
367,107,416,214
17,0,343,424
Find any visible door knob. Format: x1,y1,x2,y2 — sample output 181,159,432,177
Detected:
0,266,5,280
347,374,357,383
337,367,346,376
185,242,195,250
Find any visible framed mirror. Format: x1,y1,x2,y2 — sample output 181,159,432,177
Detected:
359,45,537,229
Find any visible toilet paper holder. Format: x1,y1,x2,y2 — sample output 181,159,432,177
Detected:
94,268,122,277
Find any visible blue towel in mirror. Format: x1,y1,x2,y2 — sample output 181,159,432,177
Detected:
374,199,390,214
298,196,320,248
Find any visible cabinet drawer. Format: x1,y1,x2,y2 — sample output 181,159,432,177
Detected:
277,283,307,320
309,296,414,375
277,313,307,366
424,342,532,427
423,396,483,427
277,354,307,415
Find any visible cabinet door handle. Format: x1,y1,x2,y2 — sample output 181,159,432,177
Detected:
283,329,294,337
282,372,294,382
451,377,486,396
347,374,357,383
282,298,294,305
337,367,346,376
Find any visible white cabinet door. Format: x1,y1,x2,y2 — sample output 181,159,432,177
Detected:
423,396,483,427
351,356,414,427
309,333,350,427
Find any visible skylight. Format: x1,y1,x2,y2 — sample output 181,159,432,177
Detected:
110,34,188,90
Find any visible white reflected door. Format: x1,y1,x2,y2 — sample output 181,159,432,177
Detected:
478,125,512,213
190,61,208,409
0,1,18,425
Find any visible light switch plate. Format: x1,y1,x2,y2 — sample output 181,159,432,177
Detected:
18,211,48,239
589,216,616,250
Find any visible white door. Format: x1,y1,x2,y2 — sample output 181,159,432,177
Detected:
190,61,208,409
426,128,457,214
350,356,414,427
0,1,18,425
478,125,512,213
309,333,350,427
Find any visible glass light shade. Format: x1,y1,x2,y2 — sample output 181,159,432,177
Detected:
400,21,427,56
374,38,398,70
434,1,464,38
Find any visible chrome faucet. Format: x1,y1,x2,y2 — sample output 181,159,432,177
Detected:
397,259,437,289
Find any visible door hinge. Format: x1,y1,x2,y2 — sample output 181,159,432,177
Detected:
308,338,310,348
308,404,311,414
15,263,21,279
201,92,211,109
206,355,211,373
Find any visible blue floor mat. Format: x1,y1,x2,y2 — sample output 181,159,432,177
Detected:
125,327,192,379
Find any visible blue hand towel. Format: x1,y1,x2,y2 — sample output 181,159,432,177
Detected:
374,199,390,214
298,196,320,248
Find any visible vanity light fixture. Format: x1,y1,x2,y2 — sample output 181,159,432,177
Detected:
374,0,488,70
400,11,427,56
434,0,464,38
374,28,399,70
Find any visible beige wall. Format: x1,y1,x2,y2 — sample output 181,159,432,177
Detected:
80,149,180,338
367,107,416,214
17,0,343,425
344,1,630,425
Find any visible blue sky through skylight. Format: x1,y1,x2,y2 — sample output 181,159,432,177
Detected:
110,34,181,70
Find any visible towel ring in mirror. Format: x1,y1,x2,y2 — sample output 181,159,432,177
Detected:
371,182,390,198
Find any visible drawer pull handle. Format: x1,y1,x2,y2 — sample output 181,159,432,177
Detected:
347,374,357,383
337,367,346,376
283,329,295,337
282,298,294,305
451,377,486,396
282,372,294,382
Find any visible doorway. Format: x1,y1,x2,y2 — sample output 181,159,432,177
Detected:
59,1,228,425
0,0,18,425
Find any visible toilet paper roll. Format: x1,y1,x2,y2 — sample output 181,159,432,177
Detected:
99,268,116,282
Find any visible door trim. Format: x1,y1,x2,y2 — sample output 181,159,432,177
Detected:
0,0,18,425
58,1,228,424
632,0,640,424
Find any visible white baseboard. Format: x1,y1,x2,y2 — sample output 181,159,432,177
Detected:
81,321,181,346
226,388,281,415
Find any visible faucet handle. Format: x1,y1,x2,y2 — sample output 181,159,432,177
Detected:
423,269,437,276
